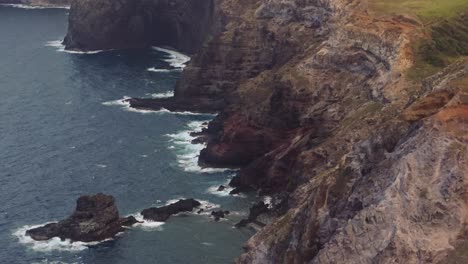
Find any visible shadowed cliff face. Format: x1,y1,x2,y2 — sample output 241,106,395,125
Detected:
64,0,219,54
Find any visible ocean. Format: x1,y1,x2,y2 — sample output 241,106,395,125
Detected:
0,5,254,264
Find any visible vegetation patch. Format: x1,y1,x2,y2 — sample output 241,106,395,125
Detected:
368,0,468,21
368,0,468,80
408,13,468,80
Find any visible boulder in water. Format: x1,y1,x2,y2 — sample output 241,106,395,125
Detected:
141,198,201,222
26,193,137,242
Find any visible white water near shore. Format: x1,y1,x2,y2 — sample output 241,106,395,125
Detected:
147,47,190,72
131,213,165,231
146,91,174,98
1,4,70,9
45,40,106,54
166,121,234,174
147,68,177,73
13,223,114,252
102,97,210,116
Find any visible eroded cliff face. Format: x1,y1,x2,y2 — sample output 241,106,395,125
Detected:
64,0,220,54
170,0,468,263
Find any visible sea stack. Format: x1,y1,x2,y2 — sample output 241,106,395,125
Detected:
26,193,138,242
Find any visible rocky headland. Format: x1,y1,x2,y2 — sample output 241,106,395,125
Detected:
62,0,468,263
63,0,221,53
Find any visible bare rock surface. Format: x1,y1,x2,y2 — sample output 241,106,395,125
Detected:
141,199,201,222
26,193,138,242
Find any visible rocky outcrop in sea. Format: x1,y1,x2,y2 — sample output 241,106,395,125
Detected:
141,198,201,222
26,193,138,242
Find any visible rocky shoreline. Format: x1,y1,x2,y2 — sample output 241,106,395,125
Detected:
32,0,468,262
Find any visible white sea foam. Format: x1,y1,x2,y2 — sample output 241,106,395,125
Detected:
45,40,105,54
147,67,178,73
263,196,273,209
31,261,80,264
206,185,234,197
1,4,70,9
13,223,111,252
146,91,174,98
167,121,233,173
102,96,209,116
152,47,190,69
206,182,246,198
131,213,165,231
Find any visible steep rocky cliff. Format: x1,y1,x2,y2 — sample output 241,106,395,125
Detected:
65,0,468,262
163,0,468,262
63,0,220,54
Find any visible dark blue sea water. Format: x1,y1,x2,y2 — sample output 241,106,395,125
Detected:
0,6,254,264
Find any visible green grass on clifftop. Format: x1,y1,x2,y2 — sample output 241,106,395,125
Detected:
368,0,468,80
368,0,468,21
408,13,468,80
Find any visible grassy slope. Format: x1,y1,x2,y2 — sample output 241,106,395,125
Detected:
368,0,468,21
368,0,468,80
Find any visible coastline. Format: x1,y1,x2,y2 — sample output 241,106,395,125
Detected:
6,0,468,262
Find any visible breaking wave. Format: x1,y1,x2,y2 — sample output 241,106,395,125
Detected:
166,121,233,173
151,47,190,70
102,96,210,116
45,40,106,54
13,223,113,252
146,91,174,98
1,4,70,9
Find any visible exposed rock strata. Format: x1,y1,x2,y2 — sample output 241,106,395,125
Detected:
26,193,138,242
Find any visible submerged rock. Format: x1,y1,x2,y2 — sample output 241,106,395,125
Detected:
26,193,137,242
141,199,201,222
